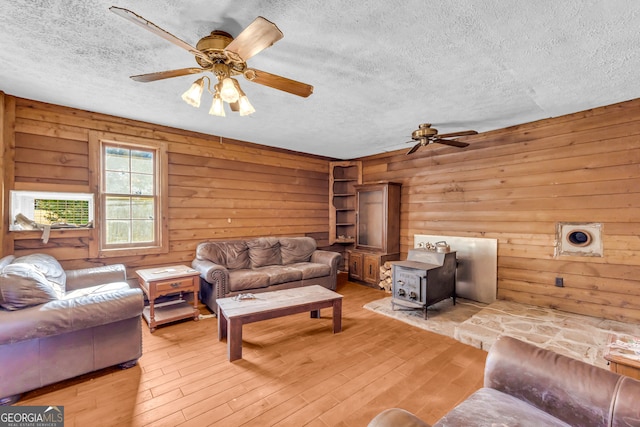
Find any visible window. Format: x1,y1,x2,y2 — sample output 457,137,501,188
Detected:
10,191,94,230
98,137,167,255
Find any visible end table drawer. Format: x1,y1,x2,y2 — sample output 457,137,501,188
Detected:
156,277,195,294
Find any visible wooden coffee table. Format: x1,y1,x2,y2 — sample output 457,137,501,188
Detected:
217,285,343,361
136,265,201,332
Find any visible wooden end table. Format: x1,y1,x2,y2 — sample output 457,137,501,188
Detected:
136,265,201,332
604,333,640,380
217,285,343,361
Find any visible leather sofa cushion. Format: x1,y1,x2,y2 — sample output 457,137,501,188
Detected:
484,334,620,426
229,269,270,292
433,388,571,427
258,265,303,284
280,237,317,265
0,263,59,310
289,262,331,279
63,282,137,300
0,282,142,344
196,240,250,270
247,237,282,268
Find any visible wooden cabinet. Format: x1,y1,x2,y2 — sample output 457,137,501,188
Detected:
329,161,362,245
348,251,363,281
363,254,379,283
348,182,401,287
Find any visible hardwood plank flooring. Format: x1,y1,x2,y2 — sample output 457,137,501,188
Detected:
16,282,487,426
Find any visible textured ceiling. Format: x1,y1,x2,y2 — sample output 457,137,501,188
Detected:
1,1,639,159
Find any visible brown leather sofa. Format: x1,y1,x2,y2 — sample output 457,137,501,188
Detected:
192,237,341,312
368,335,640,427
0,254,144,405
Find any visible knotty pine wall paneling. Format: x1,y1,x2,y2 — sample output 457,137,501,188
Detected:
1,94,331,277
357,98,640,323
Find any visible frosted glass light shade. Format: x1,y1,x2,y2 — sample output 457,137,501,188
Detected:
181,77,206,107
219,77,239,103
238,95,255,116
209,94,226,117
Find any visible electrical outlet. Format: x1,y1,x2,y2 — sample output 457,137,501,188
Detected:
555,277,564,287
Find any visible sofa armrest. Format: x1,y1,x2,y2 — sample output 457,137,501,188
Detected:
367,408,431,427
484,335,622,426
311,250,341,276
192,259,230,296
0,286,143,345
65,264,127,291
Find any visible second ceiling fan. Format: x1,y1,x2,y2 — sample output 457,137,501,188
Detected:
405,123,477,155
109,7,313,116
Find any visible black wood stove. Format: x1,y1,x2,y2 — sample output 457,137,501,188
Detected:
391,248,457,319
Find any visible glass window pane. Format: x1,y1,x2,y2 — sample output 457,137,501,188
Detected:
131,197,154,219
102,143,159,249
105,197,131,219
131,173,154,195
131,150,154,174
358,190,383,248
34,199,90,225
105,171,130,194
105,147,130,172
106,220,130,244
132,220,154,243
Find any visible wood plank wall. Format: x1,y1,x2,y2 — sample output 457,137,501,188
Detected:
357,98,640,323
1,94,331,276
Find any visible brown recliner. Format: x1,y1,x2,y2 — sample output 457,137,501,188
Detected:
368,335,640,427
0,254,144,405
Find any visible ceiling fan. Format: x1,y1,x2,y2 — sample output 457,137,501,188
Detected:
109,7,313,116
405,123,477,155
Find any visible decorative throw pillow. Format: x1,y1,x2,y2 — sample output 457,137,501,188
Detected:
280,237,317,265
247,237,282,268
0,263,59,310
13,253,66,298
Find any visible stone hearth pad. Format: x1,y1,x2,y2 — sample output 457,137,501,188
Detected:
364,297,640,369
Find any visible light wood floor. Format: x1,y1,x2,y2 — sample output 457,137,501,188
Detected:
17,282,487,426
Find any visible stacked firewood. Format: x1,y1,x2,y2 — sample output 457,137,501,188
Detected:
379,262,393,292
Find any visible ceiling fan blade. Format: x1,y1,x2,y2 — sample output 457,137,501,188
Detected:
225,16,284,62
433,138,470,148
244,68,313,97
406,142,422,155
130,68,205,82
437,130,478,138
109,7,212,65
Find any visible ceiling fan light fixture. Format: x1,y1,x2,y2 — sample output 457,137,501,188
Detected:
209,92,226,117
181,76,207,107
219,77,239,103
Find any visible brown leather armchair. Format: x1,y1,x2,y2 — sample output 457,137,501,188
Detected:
0,254,144,404
368,335,640,427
